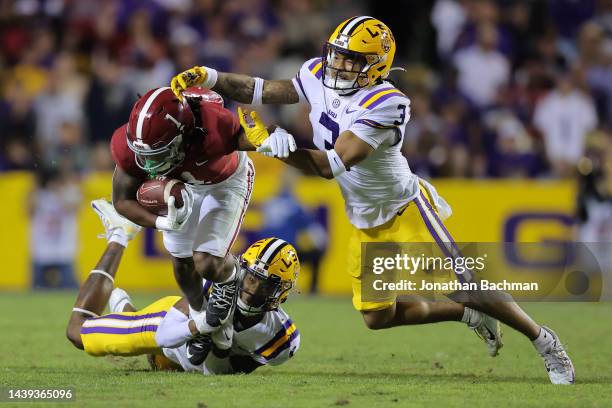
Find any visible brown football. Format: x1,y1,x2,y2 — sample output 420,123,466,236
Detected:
136,176,185,216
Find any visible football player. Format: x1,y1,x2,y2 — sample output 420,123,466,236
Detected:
109,87,294,362
66,199,300,374
170,16,574,384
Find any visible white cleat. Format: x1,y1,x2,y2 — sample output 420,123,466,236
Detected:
539,326,575,385
471,313,503,357
109,288,133,313
91,199,141,241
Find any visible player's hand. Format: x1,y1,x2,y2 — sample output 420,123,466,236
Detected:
238,106,269,147
176,188,194,224
256,127,297,158
171,66,208,101
154,189,193,231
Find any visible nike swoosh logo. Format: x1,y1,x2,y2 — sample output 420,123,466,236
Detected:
345,107,357,114
185,348,193,358
195,160,209,166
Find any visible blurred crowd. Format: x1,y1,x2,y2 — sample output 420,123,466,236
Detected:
1,0,611,183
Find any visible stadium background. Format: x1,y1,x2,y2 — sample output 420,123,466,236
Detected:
0,0,609,294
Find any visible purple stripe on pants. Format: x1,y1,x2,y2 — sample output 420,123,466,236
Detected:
414,194,468,283
90,311,167,321
81,325,159,335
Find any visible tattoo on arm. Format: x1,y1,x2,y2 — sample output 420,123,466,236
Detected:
214,73,299,104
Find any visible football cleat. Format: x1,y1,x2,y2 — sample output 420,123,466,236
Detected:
186,334,212,366
470,312,503,357
205,278,238,329
539,326,575,385
91,199,141,241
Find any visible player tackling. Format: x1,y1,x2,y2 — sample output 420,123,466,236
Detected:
109,87,293,363
171,16,574,384
66,199,300,374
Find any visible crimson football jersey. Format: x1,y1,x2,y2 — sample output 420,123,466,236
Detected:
111,100,241,184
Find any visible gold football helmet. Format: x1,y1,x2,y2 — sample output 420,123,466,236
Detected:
323,16,396,94
237,238,300,315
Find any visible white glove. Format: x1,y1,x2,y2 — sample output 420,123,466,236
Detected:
154,189,194,231
256,127,297,158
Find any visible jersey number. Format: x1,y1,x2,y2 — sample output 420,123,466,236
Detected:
319,112,339,150
394,104,407,126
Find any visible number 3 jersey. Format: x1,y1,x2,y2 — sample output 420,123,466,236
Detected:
292,58,419,229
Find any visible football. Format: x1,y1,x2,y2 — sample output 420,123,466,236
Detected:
136,176,185,216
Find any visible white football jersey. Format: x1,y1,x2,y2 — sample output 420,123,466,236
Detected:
292,57,419,228
162,307,299,373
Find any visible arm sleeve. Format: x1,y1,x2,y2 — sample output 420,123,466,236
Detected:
349,98,411,149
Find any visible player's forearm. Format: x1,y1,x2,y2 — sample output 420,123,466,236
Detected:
213,73,256,103
113,199,158,228
280,149,333,179
214,73,299,104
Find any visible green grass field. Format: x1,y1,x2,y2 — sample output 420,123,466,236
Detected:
1,292,611,408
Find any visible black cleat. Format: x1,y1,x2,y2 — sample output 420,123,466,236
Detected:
185,334,212,366
205,278,238,328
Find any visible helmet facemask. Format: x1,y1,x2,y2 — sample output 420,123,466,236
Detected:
236,258,293,316
127,132,186,177
322,43,380,95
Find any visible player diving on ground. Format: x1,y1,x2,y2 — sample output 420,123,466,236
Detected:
66,199,300,374
170,16,574,384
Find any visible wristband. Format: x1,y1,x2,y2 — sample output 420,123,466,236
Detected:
251,77,264,105
326,149,347,178
203,67,218,89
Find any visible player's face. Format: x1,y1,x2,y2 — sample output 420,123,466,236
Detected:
239,270,279,309
328,49,365,81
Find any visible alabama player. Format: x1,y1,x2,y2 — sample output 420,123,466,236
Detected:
171,17,574,384
109,86,293,362
66,199,300,374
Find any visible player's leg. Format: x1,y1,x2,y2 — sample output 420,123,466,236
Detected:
191,156,254,328
186,157,254,365
66,199,141,349
414,189,574,383
349,192,503,356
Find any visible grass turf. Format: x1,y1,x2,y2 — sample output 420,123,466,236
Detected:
0,292,610,408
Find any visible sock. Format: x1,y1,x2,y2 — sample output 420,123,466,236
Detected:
461,307,482,328
218,266,237,284
108,228,128,248
532,327,554,354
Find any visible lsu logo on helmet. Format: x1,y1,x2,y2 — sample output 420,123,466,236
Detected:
323,16,396,94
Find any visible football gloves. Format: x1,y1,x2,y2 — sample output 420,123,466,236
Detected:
237,107,269,148
171,66,208,101
154,189,194,231
257,127,297,159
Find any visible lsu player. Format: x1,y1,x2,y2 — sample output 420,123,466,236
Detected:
65,199,300,374
170,16,574,384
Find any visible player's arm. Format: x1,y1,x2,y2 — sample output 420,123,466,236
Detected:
112,166,158,228
280,131,374,179
171,67,300,104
